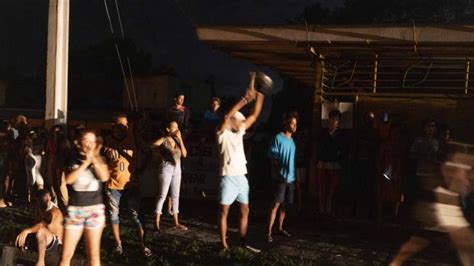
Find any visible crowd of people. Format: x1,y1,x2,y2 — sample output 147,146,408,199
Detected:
0,71,473,265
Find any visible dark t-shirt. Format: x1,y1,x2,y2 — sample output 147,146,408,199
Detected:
67,150,103,206
167,106,190,133
318,128,350,163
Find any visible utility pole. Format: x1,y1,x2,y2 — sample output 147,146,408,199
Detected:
45,0,69,127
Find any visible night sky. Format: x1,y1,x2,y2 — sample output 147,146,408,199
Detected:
0,0,338,98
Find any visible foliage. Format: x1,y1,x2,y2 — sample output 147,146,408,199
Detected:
294,0,474,24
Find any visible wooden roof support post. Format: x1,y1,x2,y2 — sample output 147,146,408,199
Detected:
308,54,325,199
372,54,378,94
45,0,70,128
465,58,470,95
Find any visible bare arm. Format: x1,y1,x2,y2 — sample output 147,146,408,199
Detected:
244,92,264,130
91,156,110,182
152,137,165,147
65,160,92,185
217,98,248,134
217,72,259,134
66,151,109,184
15,222,45,247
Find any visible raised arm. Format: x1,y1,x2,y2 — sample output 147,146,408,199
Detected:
65,159,93,185
244,92,264,130
152,137,165,147
217,72,259,134
91,156,110,182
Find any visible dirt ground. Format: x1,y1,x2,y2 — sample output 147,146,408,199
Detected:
0,197,461,265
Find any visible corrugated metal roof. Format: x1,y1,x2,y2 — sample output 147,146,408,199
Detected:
197,25,474,96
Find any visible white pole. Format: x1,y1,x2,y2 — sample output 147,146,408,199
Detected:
45,0,69,127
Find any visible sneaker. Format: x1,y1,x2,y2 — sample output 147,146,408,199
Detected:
278,229,291,237
114,245,123,256
266,235,273,243
143,247,153,257
244,245,261,253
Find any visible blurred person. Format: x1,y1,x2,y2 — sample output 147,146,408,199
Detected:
6,115,31,202
407,119,439,204
103,113,152,257
23,130,46,202
202,97,222,142
375,119,406,220
217,72,265,251
153,121,188,231
167,92,191,138
437,124,451,162
390,148,474,266
16,189,63,266
0,120,10,208
354,112,378,218
60,130,109,266
46,125,70,209
203,97,222,125
316,110,349,216
266,113,297,243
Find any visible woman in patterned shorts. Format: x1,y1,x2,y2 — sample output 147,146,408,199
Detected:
60,130,110,266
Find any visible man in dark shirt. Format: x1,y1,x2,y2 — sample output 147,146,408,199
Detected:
167,93,191,138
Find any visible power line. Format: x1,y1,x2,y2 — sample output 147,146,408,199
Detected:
102,0,135,111
113,0,139,111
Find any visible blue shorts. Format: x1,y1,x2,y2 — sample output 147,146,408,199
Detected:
219,175,249,205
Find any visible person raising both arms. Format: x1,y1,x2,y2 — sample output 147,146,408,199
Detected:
217,72,265,251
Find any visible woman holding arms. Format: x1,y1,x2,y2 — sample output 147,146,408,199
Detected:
153,121,188,231
60,130,109,266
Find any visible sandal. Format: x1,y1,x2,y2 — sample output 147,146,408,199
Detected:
174,224,188,231
267,235,273,243
113,245,124,256
278,229,291,237
143,247,153,257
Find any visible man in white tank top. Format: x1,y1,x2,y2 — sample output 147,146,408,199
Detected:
216,72,265,251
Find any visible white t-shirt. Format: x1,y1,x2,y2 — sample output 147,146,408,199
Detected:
217,126,247,176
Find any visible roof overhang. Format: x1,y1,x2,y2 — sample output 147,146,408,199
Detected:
197,25,474,97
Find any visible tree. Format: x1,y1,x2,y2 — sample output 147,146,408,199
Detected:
295,0,473,24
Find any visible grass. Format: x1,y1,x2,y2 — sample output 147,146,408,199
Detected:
0,205,311,265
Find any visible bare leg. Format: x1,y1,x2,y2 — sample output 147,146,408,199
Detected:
36,227,54,266
155,214,162,230
0,198,6,208
111,224,121,247
278,204,286,231
0,173,7,207
83,227,104,266
389,236,431,266
167,197,173,214
3,174,12,206
239,203,249,246
219,205,230,249
448,227,474,266
267,202,280,237
60,228,84,266
173,213,187,230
